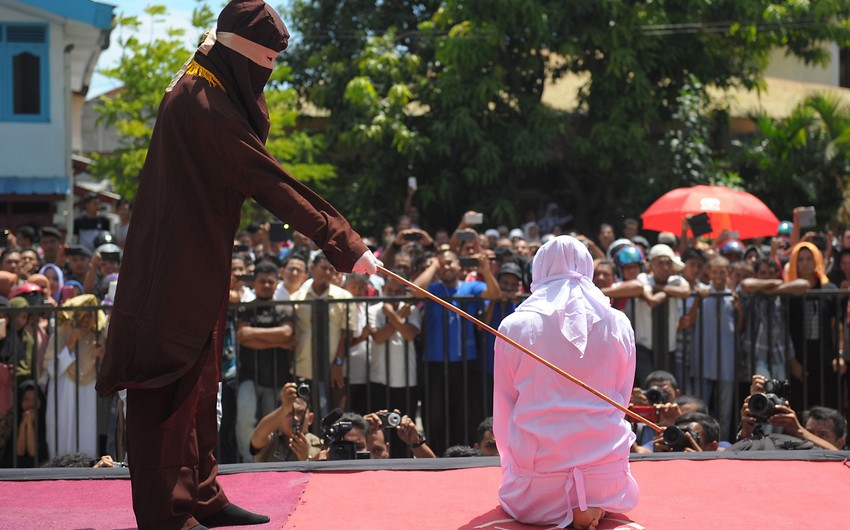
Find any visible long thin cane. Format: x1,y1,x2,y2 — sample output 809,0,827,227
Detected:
379,266,665,434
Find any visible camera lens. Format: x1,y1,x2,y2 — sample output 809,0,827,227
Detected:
663,426,684,447
296,378,311,398
644,386,667,405
749,393,770,417
386,412,401,427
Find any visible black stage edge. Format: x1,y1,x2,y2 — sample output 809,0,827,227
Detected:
0,451,847,482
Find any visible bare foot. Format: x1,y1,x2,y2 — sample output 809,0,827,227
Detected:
571,507,605,530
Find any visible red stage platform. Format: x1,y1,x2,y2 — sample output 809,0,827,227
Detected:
0,452,848,529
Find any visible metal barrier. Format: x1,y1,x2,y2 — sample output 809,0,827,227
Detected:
2,288,848,467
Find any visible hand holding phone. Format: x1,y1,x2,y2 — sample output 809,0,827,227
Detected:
796,206,816,228
464,212,483,226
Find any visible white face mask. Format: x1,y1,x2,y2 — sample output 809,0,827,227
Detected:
197,29,278,69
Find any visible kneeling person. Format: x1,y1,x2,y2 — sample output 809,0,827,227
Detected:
494,236,639,529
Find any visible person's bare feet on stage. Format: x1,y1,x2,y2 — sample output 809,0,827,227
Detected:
571,507,605,529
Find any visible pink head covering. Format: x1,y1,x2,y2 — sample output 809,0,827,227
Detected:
518,235,612,356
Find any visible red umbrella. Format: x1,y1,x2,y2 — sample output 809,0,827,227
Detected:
641,185,781,240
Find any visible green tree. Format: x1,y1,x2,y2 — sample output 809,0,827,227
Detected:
286,0,850,233
88,5,196,199
732,94,850,225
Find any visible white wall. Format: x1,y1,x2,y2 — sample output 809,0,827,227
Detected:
763,44,840,87
0,4,67,179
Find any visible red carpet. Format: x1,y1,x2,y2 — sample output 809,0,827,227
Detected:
0,456,848,529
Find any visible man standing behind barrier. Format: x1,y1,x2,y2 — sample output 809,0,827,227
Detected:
494,236,638,529
96,2,379,529
413,249,500,455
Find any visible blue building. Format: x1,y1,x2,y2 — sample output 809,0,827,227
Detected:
0,0,113,231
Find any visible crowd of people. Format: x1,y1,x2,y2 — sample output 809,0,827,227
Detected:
0,190,847,469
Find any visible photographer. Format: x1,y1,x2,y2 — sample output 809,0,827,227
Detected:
316,411,369,461
250,382,322,462
652,412,721,453
735,375,841,450
364,409,435,459
629,370,680,450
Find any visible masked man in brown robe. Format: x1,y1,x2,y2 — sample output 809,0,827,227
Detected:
96,2,380,529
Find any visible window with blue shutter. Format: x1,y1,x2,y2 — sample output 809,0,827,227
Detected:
0,24,49,122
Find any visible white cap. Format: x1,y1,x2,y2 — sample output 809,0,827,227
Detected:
647,244,684,271
509,228,525,240
484,229,500,238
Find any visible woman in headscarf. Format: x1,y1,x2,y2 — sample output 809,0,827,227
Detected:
494,236,638,529
44,294,106,460
785,242,846,412
38,264,63,304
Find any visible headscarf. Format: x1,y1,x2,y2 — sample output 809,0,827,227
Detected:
63,280,84,301
57,294,108,332
190,0,290,142
50,294,107,386
38,264,64,301
516,235,613,356
786,242,828,286
0,271,18,298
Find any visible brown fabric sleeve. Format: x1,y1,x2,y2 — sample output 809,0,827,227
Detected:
213,108,367,272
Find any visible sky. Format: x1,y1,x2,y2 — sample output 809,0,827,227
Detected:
89,0,206,97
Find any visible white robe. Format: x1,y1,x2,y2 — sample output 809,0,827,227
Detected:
45,346,97,459
494,236,639,528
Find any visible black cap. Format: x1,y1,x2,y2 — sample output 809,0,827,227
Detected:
493,246,514,259
497,262,523,280
40,226,61,240
66,245,93,258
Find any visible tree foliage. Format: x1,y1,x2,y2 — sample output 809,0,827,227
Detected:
286,0,850,234
731,94,850,226
88,5,193,199
92,1,850,236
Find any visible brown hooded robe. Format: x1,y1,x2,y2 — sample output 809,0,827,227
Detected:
95,2,366,528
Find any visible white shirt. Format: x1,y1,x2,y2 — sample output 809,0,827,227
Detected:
367,301,420,387
634,272,685,351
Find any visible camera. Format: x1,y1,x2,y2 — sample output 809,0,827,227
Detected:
748,392,787,422
749,379,789,422
323,420,370,461
763,378,789,395
321,410,369,461
663,425,701,451
643,385,668,406
378,411,401,428
295,377,311,399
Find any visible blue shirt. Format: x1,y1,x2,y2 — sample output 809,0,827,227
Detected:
424,280,486,362
688,287,736,382
484,299,518,374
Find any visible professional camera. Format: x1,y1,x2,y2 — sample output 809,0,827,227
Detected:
378,411,401,428
644,385,668,406
295,377,311,399
663,425,701,451
763,378,789,395
321,409,370,461
748,379,789,423
748,392,787,422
